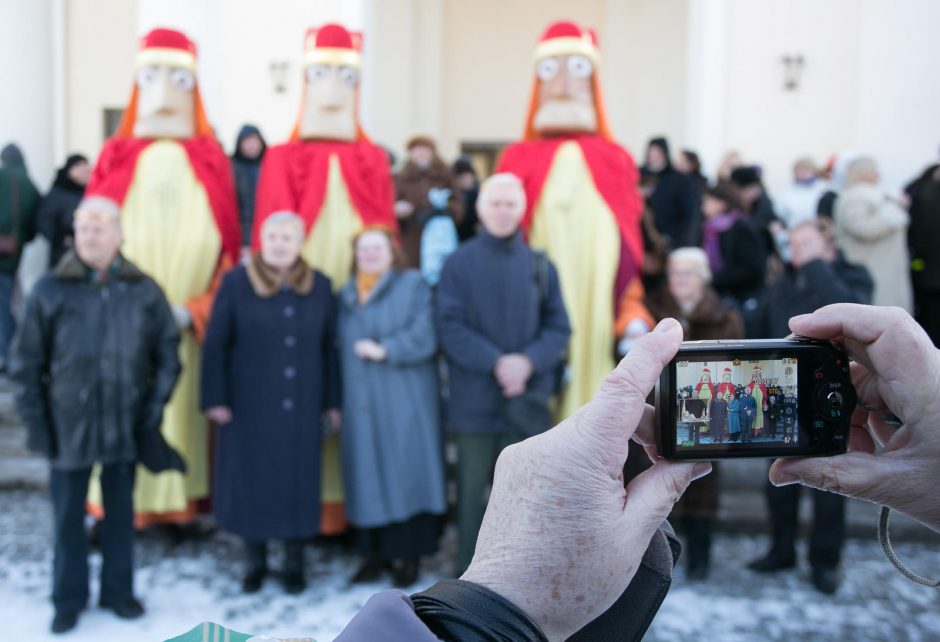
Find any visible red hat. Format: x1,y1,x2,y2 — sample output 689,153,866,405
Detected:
701,368,711,374
136,28,197,71
723,367,732,374
535,21,600,65
304,23,363,68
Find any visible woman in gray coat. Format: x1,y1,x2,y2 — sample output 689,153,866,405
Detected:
338,226,446,588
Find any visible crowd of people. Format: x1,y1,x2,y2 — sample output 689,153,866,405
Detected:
1,19,938,638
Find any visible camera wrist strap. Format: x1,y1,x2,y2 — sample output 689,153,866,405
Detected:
878,506,940,587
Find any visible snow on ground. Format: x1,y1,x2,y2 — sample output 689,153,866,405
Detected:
2,487,939,642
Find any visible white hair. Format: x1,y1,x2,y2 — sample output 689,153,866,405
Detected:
261,211,305,237
478,172,527,210
74,196,121,225
668,247,712,283
844,156,878,188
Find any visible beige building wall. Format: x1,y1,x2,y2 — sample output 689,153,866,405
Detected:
63,0,137,166
42,0,940,196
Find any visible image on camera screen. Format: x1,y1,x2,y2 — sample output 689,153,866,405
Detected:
675,358,799,449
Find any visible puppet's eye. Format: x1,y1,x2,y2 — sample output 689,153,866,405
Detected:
135,66,159,88
566,55,593,79
305,65,330,82
169,68,195,92
338,66,360,87
535,57,560,81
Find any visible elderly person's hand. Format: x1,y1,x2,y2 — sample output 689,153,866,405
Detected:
462,319,710,641
353,339,387,362
770,304,940,533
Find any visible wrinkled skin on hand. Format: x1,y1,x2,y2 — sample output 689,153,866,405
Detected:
771,304,940,534
462,319,710,641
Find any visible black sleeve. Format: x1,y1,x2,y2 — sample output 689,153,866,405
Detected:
801,259,873,306
142,281,182,432
411,580,547,642
200,274,236,410
712,222,767,293
8,284,54,456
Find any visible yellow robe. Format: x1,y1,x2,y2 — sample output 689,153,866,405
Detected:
302,154,363,514
90,141,221,516
529,141,621,419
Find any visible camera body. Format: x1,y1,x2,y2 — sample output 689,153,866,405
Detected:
656,337,856,461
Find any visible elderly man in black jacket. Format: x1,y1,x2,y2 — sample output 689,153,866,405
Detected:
10,196,182,634
748,220,873,595
436,172,571,574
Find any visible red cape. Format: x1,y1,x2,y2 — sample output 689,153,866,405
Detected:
497,134,644,310
251,140,396,249
716,382,736,399
86,137,241,263
695,381,716,398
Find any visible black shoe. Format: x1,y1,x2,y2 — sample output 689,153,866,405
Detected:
350,558,385,584
284,571,306,595
687,564,709,581
51,611,79,634
747,552,796,573
811,567,841,595
392,559,420,588
242,567,266,593
103,597,145,619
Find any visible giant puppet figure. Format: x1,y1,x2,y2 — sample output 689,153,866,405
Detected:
252,24,397,533
85,29,240,525
497,21,651,418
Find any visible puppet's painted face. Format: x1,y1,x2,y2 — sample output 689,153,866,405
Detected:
722,373,732,382
701,374,711,383
533,54,597,136
133,65,196,139
300,64,359,141
752,370,762,382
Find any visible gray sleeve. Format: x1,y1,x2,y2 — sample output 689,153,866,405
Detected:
334,590,442,642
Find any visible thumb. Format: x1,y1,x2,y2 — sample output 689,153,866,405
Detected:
623,459,711,532
769,452,889,500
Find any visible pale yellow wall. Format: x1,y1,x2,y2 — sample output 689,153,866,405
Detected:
720,0,861,195
64,0,137,163
439,0,608,159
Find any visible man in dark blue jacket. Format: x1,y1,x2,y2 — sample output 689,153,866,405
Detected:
749,220,873,594
436,172,571,574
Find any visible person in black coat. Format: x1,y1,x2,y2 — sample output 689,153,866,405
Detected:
905,160,940,345
37,154,89,267
699,183,767,336
436,173,571,574
641,137,699,249
201,211,339,595
230,124,266,258
10,197,182,634
453,156,480,242
748,220,873,595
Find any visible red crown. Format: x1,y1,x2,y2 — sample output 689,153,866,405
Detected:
136,28,197,69
535,20,600,62
304,23,363,67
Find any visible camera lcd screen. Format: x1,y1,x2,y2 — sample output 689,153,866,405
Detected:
675,357,800,450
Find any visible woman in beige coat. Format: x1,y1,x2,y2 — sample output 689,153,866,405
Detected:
834,157,912,310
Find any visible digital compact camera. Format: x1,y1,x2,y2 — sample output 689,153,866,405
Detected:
656,337,857,461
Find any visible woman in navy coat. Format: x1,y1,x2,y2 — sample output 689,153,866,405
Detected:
201,211,339,595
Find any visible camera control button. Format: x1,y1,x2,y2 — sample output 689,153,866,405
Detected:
826,391,844,409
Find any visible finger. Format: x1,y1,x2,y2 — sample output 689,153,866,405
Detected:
574,318,682,479
623,459,710,533
791,305,939,398
866,410,898,448
768,451,891,503
846,423,875,454
850,362,886,411
631,404,656,447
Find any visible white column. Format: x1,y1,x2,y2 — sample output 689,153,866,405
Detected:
684,0,727,178
0,0,54,184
